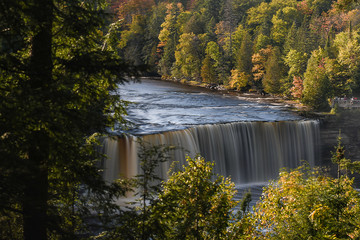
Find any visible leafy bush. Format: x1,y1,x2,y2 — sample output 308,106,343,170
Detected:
254,165,360,239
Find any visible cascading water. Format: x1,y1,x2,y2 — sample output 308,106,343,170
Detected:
102,135,138,183
103,120,320,185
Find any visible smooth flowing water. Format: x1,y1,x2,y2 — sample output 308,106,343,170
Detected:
104,79,320,193
117,78,302,135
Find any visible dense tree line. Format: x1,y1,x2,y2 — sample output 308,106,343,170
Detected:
112,0,360,110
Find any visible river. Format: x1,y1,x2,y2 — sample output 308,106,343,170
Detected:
105,78,320,203
118,78,303,135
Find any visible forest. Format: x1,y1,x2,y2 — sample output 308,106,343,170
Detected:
2,0,360,239
111,0,360,110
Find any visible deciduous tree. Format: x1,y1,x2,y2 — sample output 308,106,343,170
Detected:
150,156,238,239
173,33,203,80
252,46,272,89
284,49,308,97
255,165,360,239
333,31,360,94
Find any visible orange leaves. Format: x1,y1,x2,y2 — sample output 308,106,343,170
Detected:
251,46,272,82
291,76,304,99
115,0,156,23
229,69,250,90
297,0,313,15
310,11,350,37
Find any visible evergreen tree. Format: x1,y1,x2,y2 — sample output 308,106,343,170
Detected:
0,0,133,238
270,6,301,47
158,37,177,77
331,132,360,179
246,2,273,32
263,46,285,94
183,12,206,35
201,41,222,83
324,26,336,59
158,3,184,76
119,15,146,66
236,31,253,74
204,16,217,41
201,0,223,23
143,3,167,71
283,48,308,97
173,33,203,81
232,0,262,25
283,22,298,53
302,48,331,110
296,16,321,55
229,31,253,90
284,49,308,79
271,12,288,46
201,55,217,83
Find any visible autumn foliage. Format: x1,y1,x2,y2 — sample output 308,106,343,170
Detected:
112,0,360,108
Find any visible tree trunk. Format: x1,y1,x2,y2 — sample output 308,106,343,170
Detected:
23,132,49,240
23,0,53,239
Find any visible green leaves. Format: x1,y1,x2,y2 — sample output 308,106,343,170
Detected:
173,33,203,80
0,0,135,238
302,47,331,110
255,165,360,239
150,156,238,239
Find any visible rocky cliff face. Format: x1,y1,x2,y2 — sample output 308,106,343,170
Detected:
319,110,360,167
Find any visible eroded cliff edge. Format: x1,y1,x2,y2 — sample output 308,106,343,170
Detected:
318,110,360,166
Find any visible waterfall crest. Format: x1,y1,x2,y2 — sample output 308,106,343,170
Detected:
103,120,320,184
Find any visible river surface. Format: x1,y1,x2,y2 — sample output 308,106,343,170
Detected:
119,78,302,135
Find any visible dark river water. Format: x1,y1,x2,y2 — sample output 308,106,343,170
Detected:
119,78,302,135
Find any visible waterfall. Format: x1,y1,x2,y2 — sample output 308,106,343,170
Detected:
103,120,320,184
102,135,138,182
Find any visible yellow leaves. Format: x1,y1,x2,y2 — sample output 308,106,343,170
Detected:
308,204,330,223
229,69,250,90
271,15,287,44
247,2,272,27
153,156,238,238
251,46,272,82
254,165,360,239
